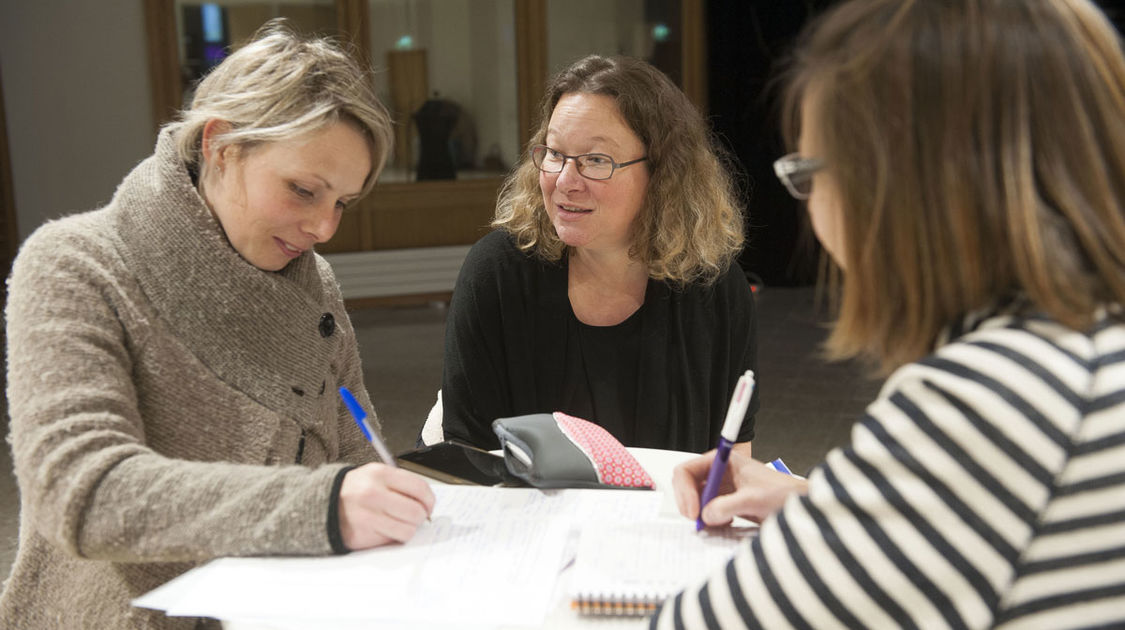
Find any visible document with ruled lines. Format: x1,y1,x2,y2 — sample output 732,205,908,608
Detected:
134,486,663,628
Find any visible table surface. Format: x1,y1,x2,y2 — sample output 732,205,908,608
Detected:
224,447,701,630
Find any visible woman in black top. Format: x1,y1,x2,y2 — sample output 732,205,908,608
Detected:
440,55,758,453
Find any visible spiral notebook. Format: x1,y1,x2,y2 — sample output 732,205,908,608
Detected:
568,519,756,617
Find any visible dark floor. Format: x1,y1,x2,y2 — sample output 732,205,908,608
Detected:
0,285,882,578
742,287,881,475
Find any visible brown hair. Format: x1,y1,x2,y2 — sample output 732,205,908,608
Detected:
171,19,393,201
494,55,744,285
783,0,1125,372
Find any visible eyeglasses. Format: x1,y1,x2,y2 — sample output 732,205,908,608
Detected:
530,145,647,181
773,153,825,200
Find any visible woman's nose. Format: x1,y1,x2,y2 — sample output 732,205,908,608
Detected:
305,203,342,243
555,158,587,191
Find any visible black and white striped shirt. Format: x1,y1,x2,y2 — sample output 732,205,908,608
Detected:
652,308,1125,629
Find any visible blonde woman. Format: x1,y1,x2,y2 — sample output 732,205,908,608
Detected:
441,55,759,453
1,22,434,629
661,0,1125,627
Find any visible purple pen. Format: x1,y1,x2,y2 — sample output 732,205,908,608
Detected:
696,370,755,531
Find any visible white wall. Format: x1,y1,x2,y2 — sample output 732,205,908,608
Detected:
470,0,518,169
368,0,520,170
547,0,648,74
427,0,471,108
0,2,155,240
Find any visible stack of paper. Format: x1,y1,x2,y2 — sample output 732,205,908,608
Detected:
134,487,663,628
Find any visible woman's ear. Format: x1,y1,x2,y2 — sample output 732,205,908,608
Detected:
201,119,233,169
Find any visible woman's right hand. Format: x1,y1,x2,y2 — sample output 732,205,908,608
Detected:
672,450,808,527
337,463,436,550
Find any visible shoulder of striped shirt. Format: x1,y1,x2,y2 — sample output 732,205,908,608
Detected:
876,311,1122,402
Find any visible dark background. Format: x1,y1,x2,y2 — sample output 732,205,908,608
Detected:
707,1,840,288
709,0,1125,287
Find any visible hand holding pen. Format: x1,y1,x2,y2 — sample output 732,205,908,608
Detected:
695,370,756,530
677,370,808,528
336,387,435,550
676,452,806,527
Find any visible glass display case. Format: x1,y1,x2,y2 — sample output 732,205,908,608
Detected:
144,0,704,255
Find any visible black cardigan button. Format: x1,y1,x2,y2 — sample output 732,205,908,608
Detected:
319,313,335,338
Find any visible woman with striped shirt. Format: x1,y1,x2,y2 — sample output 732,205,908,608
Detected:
656,0,1125,628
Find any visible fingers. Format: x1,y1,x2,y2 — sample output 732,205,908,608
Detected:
381,467,437,515
672,451,717,519
370,482,432,526
700,491,757,526
698,462,811,527
672,466,699,520
338,464,436,550
359,507,424,546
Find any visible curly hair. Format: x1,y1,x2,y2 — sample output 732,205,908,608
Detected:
169,19,393,201
493,55,745,286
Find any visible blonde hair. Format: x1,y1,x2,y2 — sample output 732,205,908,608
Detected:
494,55,744,286
784,0,1125,373
170,19,393,200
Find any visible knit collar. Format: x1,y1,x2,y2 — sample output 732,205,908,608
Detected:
110,127,345,420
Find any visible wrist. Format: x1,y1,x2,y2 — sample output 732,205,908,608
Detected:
327,465,357,554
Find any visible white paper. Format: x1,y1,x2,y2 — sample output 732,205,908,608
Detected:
428,486,662,524
157,517,567,625
569,519,757,603
135,486,664,627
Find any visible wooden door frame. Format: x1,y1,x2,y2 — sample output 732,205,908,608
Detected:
0,64,20,287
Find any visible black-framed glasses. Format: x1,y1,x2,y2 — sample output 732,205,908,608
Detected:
773,153,825,200
530,144,647,181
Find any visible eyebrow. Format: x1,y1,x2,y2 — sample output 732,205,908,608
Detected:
312,174,335,191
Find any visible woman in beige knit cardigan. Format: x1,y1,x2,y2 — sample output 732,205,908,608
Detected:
0,22,434,629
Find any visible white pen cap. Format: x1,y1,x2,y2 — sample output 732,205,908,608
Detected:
720,370,755,442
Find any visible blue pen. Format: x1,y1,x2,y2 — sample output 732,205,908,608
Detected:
339,386,397,468
767,458,792,476
697,370,755,531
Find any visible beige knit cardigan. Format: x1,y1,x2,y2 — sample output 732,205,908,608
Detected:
1,128,380,629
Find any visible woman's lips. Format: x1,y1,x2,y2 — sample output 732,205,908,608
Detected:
276,237,304,259
556,203,593,218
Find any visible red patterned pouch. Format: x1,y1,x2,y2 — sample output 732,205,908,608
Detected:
491,412,654,489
